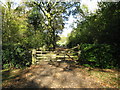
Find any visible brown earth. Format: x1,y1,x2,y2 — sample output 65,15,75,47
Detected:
2,61,119,89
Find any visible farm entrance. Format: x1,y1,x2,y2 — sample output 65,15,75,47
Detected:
32,49,78,65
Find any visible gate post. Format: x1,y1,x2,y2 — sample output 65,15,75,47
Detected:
32,49,36,64
64,51,65,61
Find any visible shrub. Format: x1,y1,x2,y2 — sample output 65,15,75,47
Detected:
2,43,32,69
78,44,117,68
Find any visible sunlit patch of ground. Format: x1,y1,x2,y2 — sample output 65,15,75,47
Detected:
2,61,119,88
86,68,119,88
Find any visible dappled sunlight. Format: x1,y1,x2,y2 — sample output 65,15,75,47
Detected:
2,61,119,88
2,0,120,89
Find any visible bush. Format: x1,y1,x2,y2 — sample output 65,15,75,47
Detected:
2,43,32,69
78,44,117,69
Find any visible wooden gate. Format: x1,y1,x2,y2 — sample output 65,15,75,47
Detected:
32,49,78,64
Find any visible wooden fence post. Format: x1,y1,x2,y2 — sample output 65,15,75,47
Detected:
41,51,43,61
64,51,65,61
32,49,36,64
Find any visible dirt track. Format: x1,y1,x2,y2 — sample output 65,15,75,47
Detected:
3,61,109,88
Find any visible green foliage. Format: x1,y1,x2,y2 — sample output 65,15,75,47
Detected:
2,1,82,69
67,2,120,69
2,44,31,69
26,1,66,50
2,1,119,69
67,2,120,47
79,44,117,69
2,2,32,69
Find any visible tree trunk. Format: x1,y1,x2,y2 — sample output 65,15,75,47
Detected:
52,27,56,51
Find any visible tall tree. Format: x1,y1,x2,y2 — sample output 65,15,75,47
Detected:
26,1,82,50
67,2,120,68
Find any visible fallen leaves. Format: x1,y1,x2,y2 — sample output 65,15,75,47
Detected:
2,61,119,88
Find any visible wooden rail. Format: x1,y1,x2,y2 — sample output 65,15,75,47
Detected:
32,49,78,64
